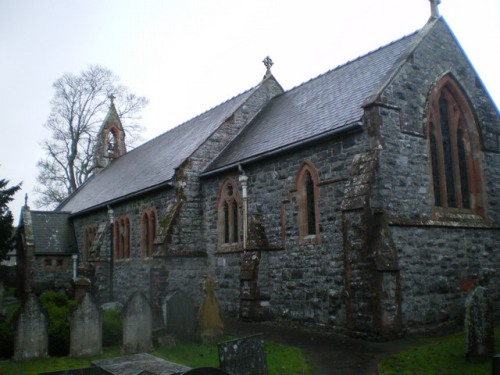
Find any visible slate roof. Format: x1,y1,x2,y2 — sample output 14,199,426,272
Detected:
205,28,423,173
30,211,77,254
57,87,257,214
58,19,434,214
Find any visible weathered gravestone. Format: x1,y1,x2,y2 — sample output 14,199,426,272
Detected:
70,293,102,357
218,334,268,375
163,290,196,340
464,286,494,362
198,275,224,343
14,293,49,360
122,291,153,355
0,280,5,316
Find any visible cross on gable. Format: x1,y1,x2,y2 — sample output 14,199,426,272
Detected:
262,56,274,75
108,93,116,104
430,0,441,18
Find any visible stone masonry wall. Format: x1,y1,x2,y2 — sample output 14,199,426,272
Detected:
203,130,370,326
370,19,500,327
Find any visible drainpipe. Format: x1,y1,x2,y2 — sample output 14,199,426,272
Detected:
107,206,114,301
71,254,78,279
238,168,249,251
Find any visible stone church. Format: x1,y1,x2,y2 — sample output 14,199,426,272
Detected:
17,6,500,338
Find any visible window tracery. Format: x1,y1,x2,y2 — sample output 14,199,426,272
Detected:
427,75,485,217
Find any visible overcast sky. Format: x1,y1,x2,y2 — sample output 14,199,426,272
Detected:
1,0,499,223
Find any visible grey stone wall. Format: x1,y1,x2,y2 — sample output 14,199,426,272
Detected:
203,130,370,325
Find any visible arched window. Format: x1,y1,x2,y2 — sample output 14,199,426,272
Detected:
427,75,485,217
84,225,97,261
107,128,118,154
296,161,320,242
217,179,241,245
114,215,131,259
141,208,157,257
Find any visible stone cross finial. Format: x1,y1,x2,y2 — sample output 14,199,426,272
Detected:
108,93,115,104
430,0,441,19
262,56,274,76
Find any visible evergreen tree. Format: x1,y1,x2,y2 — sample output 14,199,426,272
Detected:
0,178,21,260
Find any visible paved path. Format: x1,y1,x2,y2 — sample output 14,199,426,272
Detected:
225,319,421,375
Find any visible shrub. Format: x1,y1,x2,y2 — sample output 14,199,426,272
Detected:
40,291,76,356
102,309,122,347
0,318,14,359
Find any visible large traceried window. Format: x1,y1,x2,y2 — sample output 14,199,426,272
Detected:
141,208,157,257
217,179,241,246
427,75,486,217
296,161,320,242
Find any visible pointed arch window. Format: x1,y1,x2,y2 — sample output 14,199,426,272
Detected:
84,225,97,262
217,179,241,245
114,215,131,259
141,207,157,257
296,161,320,242
427,76,485,217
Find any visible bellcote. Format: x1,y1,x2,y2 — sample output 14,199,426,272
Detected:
92,95,127,174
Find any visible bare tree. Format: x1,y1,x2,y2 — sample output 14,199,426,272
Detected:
35,65,148,209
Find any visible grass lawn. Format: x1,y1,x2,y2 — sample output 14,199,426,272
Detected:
379,327,500,375
0,339,309,375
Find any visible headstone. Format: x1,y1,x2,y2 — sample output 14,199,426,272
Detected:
70,293,102,357
218,334,268,375
464,286,494,362
197,275,224,342
0,280,5,316
163,290,196,340
72,277,92,302
122,291,153,354
13,293,49,360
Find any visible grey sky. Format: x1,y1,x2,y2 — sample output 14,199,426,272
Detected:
1,0,499,222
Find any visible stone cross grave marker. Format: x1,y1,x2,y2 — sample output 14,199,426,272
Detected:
218,334,268,375
0,280,5,316
70,292,102,357
198,275,224,342
163,290,196,340
14,293,49,360
464,286,494,362
122,291,153,355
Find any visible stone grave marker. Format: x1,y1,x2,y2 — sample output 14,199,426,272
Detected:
464,286,494,362
70,292,102,357
13,293,49,360
198,275,224,342
163,290,196,340
122,291,153,355
0,280,5,316
218,334,268,375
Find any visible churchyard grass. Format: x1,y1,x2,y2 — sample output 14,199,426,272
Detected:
153,337,310,374
379,326,500,375
0,339,309,375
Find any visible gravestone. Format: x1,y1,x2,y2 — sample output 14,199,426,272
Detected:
70,293,102,357
218,334,268,375
122,291,153,355
163,290,196,340
0,280,4,316
464,286,494,362
14,293,49,360
72,277,92,302
197,275,224,342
